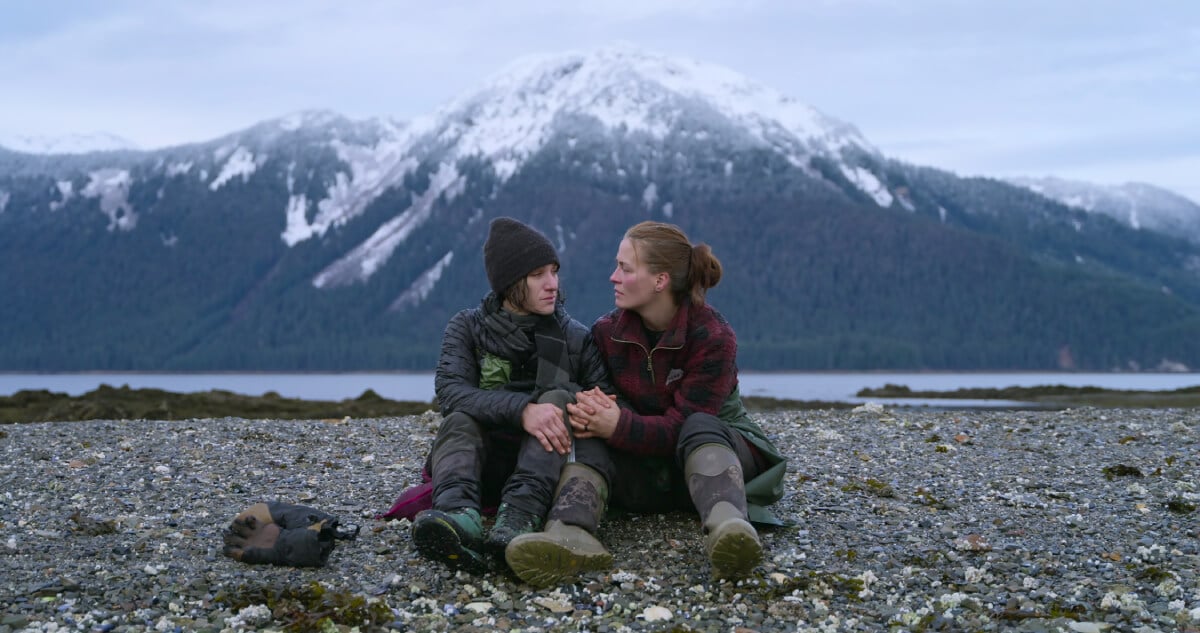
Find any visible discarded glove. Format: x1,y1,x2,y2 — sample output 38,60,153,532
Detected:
222,501,356,567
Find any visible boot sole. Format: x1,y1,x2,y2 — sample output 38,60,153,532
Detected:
506,538,613,587
709,524,763,580
412,516,489,574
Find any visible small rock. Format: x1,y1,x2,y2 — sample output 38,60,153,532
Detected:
639,606,673,622
954,534,993,551
2,615,29,628
533,597,573,613
1067,623,1113,632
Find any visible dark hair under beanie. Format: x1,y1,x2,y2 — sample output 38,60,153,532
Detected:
483,217,559,295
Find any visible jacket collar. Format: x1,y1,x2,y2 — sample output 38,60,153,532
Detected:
611,299,691,349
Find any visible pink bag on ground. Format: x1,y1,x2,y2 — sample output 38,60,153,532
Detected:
377,470,433,521
377,468,499,521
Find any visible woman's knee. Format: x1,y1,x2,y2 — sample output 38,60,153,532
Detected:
681,412,723,433
537,389,575,408
515,432,567,471
676,413,737,462
679,413,735,445
432,412,485,451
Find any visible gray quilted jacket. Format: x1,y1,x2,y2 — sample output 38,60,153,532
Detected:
434,293,613,429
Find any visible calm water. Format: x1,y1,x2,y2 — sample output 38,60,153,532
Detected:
3,371,1199,406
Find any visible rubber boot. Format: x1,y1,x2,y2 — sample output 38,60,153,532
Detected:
505,463,612,587
411,507,488,573
685,443,762,579
411,413,490,572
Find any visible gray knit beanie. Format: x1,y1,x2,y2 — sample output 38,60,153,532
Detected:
483,217,559,295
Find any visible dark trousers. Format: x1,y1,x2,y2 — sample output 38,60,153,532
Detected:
608,412,763,514
428,389,613,518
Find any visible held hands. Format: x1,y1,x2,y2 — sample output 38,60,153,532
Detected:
522,401,571,454
566,387,619,440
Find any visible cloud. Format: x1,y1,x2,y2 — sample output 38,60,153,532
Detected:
0,0,1196,202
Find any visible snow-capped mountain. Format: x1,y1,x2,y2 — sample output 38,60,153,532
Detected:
4,45,1200,372
1009,176,1200,243
0,131,140,155
301,44,892,288
431,43,878,177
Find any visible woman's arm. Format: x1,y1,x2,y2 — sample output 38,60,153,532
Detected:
577,330,616,395
434,310,533,427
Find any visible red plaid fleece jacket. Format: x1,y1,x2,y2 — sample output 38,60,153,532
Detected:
591,300,740,457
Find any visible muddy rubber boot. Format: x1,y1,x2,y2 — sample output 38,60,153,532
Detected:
505,463,612,587
685,443,762,579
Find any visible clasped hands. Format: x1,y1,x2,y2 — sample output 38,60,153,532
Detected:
521,387,618,454
567,387,618,440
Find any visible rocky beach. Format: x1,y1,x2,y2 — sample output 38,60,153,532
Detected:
2,406,1198,632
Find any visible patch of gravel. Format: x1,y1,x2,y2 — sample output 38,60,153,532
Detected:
2,407,1199,632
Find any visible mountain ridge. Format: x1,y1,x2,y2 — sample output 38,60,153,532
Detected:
1008,176,1200,243
3,45,1200,371
0,131,140,155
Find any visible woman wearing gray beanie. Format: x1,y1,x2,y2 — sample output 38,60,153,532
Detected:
410,216,615,573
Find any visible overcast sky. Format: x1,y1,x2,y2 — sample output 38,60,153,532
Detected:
2,0,1197,202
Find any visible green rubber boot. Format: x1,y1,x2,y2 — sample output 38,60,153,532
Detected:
411,507,489,573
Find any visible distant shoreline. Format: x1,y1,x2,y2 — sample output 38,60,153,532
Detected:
5,381,1200,424
0,384,843,424
858,383,1200,409
5,371,1200,408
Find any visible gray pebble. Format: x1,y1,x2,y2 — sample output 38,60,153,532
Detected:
0,409,1197,631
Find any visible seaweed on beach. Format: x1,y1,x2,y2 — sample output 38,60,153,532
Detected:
0,384,851,424
0,384,436,424
856,382,1200,408
741,395,855,412
1101,464,1144,481
215,581,393,632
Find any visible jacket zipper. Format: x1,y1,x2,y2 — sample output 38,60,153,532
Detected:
611,334,683,385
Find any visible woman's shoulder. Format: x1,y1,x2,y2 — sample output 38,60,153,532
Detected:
553,304,585,331
448,306,483,325
688,302,736,338
591,308,623,330
443,307,485,339
559,314,591,337
699,302,731,324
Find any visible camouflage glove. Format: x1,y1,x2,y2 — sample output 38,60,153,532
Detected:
222,502,346,567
